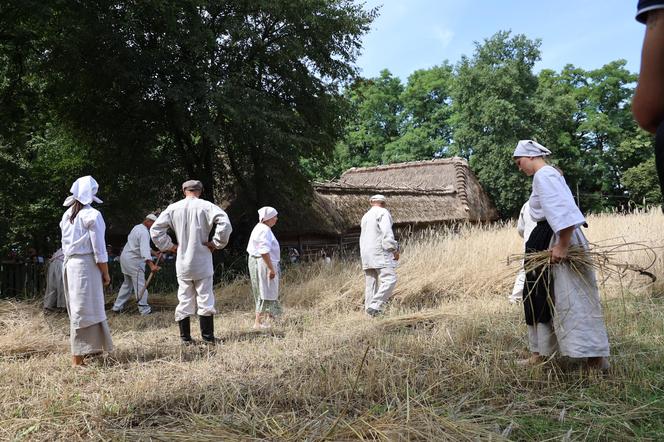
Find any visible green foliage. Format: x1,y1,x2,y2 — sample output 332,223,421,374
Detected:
333,70,404,172
622,156,663,207
452,31,541,216
333,31,654,217
0,0,659,254
383,63,454,162
331,63,455,177
0,0,375,253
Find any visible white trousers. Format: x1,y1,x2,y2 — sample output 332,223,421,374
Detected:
364,267,397,311
509,267,525,303
175,276,216,321
113,268,151,315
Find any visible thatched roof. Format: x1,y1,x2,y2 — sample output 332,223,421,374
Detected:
276,157,498,238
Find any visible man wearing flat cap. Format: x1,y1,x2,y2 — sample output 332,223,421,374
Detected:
112,214,160,315
359,194,399,317
151,180,232,343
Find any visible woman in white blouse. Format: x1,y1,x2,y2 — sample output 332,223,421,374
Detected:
59,176,113,367
513,140,609,371
246,207,282,328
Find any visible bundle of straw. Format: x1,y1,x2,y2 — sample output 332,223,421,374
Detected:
507,240,659,283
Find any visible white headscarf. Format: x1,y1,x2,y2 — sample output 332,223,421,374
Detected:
369,194,386,202
145,214,157,221
63,175,103,207
258,206,278,222
513,140,551,158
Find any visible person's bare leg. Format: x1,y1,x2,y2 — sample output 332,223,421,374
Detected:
529,352,544,364
72,355,85,367
518,352,543,366
253,312,261,328
587,357,609,371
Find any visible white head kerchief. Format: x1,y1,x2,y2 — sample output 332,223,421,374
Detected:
63,175,103,207
513,140,551,158
369,194,386,202
258,206,278,222
145,214,157,221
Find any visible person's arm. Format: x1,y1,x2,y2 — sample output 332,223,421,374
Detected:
634,9,664,133
253,226,275,279
534,171,585,234
208,205,233,250
87,212,110,285
88,212,109,264
97,262,110,286
379,211,400,260
551,226,574,263
140,230,160,272
150,210,176,253
261,253,276,279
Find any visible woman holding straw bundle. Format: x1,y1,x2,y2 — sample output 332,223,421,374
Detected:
247,207,282,328
59,176,113,367
513,140,609,370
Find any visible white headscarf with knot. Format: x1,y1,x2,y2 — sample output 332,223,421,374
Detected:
513,140,552,158
63,175,103,207
258,206,278,222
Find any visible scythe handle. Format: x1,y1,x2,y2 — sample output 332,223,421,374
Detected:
136,252,162,302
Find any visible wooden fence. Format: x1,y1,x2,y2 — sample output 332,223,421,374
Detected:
0,260,182,299
0,258,238,300
0,262,47,298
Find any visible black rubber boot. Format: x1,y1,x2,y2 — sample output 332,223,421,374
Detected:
199,315,216,344
178,317,193,344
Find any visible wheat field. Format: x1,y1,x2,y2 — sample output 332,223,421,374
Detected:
1,210,663,441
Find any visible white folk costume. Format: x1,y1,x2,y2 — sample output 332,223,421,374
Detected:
60,176,113,356
150,180,232,343
515,141,610,358
247,207,282,316
360,195,398,314
112,215,157,315
43,248,66,310
509,201,537,303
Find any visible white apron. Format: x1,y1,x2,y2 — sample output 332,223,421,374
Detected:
257,259,280,301
63,254,107,329
550,228,610,358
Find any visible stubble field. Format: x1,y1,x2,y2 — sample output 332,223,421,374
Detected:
1,210,663,441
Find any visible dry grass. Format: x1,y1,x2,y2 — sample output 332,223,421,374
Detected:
1,209,664,440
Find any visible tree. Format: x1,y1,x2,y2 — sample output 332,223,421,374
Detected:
622,156,662,207
333,69,403,172
383,63,454,163
570,61,639,211
0,0,376,251
451,31,541,216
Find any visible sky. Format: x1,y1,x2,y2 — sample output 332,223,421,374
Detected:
356,0,645,80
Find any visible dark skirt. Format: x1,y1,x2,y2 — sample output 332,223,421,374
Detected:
523,221,554,325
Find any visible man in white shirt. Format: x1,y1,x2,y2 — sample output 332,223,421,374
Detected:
150,180,232,344
359,194,399,317
112,214,160,315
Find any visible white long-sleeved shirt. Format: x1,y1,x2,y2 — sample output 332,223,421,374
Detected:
246,223,280,262
359,206,398,270
120,223,152,272
60,205,108,263
529,166,585,234
516,200,537,241
150,196,232,280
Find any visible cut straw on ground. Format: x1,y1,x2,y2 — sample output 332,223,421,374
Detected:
1,209,663,440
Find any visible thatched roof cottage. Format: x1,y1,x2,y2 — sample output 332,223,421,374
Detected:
275,157,498,258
